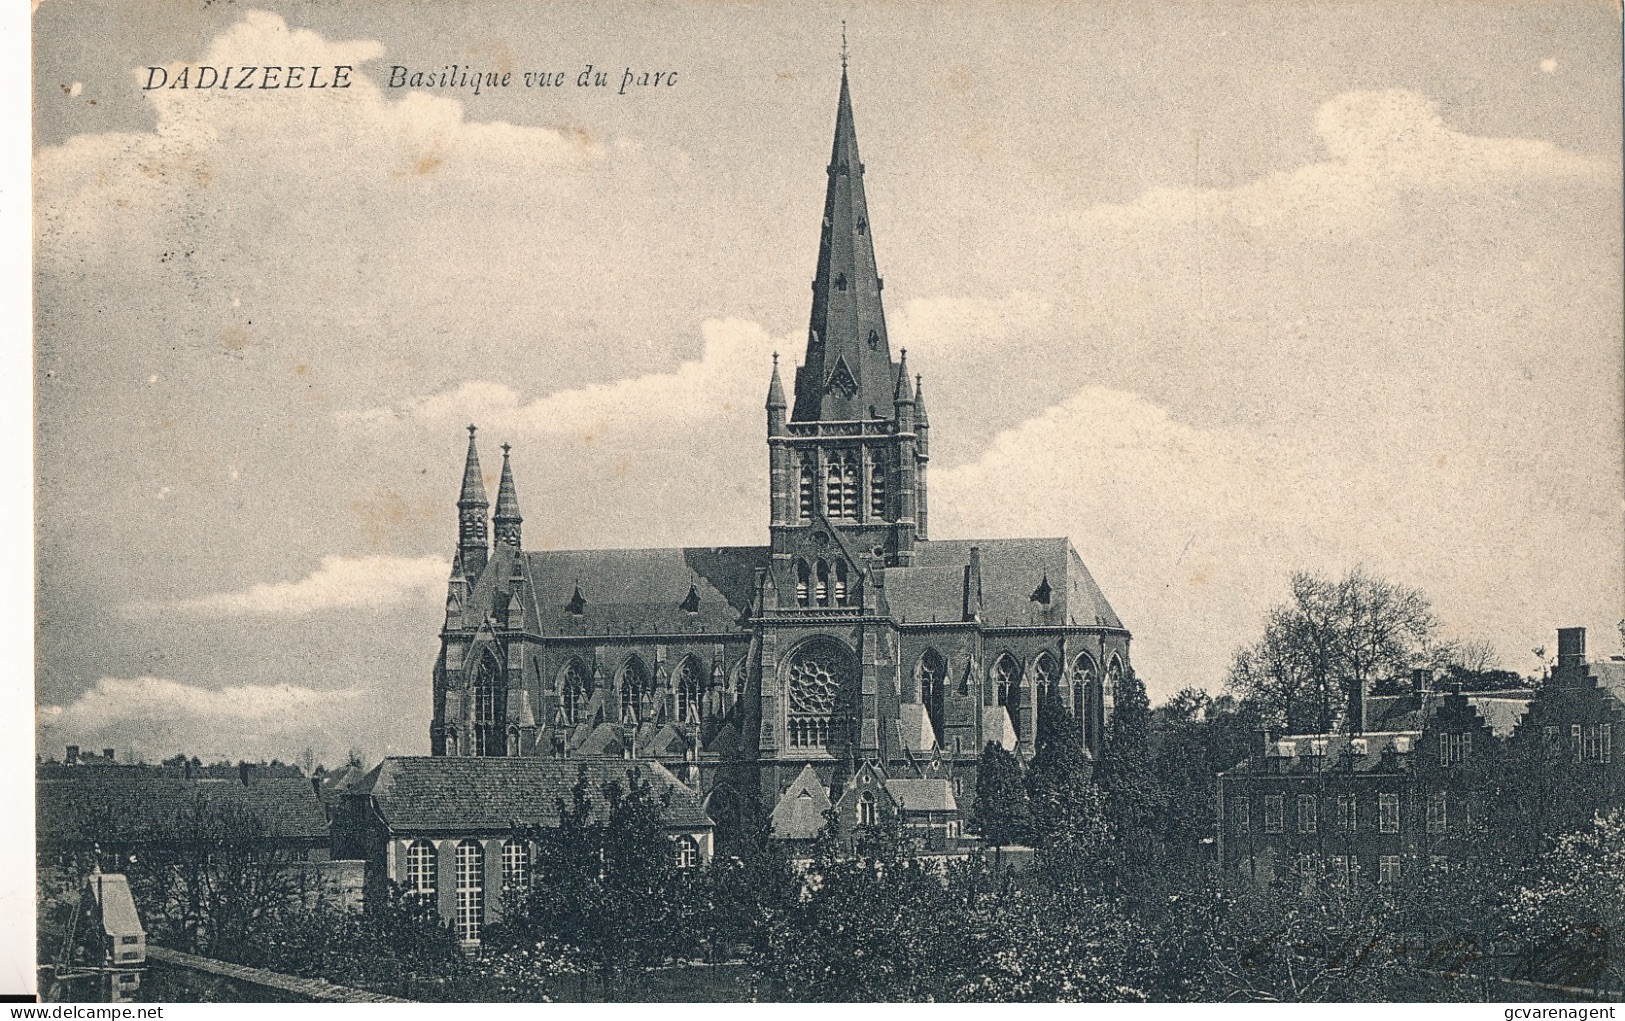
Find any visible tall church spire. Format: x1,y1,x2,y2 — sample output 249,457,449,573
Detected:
493,443,523,548
792,60,896,422
458,425,490,578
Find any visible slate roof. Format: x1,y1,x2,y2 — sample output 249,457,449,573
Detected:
896,703,937,753
884,778,956,814
981,706,1017,751
897,538,1123,629
362,757,712,834
470,543,766,636
1365,690,1533,738
1224,731,1420,775
1590,660,1625,705
37,770,329,847
770,764,831,840
1467,696,1533,739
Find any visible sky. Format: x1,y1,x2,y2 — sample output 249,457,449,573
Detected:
31,0,1624,768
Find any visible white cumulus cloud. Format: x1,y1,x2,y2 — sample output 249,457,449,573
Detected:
338,317,790,440
121,554,449,617
38,676,363,765
1081,89,1603,236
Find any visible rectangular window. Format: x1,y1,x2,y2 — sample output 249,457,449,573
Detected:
1233,796,1250,834
1338,794,1357,832
1544,725,1560,759
1330,855,1349,890
1264,794,1284,834
1379,793,1400,834
1580,724,1609,762
1379,855,1401,888
1297,794,1317,834
1573,723,1583,762
1440,731,1471,765
1427,791,1447,834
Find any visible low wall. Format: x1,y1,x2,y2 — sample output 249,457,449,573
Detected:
143,946,411,1003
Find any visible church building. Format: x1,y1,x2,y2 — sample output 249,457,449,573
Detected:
427,64,1132,844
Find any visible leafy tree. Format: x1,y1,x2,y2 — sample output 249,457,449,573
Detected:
969,741,1030,860
1227,567,1445,732
1093,668,1165,895
500,766,686,999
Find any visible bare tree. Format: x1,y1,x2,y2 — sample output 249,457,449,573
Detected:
1228,567,1442,732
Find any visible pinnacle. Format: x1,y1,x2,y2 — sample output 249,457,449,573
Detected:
458,425,488,507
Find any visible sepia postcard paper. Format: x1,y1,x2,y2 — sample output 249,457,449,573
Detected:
27,0,1625,1005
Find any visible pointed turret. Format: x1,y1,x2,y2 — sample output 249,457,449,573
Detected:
893,348,914,403
493,443,523,548
913,374,929,428
766,352,788,437
457,425,490,579
792,64,899,422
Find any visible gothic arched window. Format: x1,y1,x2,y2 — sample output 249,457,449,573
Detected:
833,561,849,607
676,657,706,724
1034,652,1060,702
1071,654,1098,750
795,559,812,607
560,658,591,725
835,273,848,291
825,450,858,519
917,649,947,743
472,653,503,756
799,457,816,520
870,458,887,518
618,657,649,723
454,840,484,942
993,654,1022,737
857,791,877,827
815,560,830,607
786,639,853,750
1106,656,1124,720
406,839,437,900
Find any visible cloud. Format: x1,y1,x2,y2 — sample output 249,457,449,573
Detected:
121,554,449,617
1081,89,1603,236
338,318,789,440
38,676,363,765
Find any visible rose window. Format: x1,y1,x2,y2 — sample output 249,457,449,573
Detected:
786,641,852,749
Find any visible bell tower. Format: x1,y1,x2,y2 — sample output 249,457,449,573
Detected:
765,62,931,617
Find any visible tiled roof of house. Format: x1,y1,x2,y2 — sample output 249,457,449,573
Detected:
884,777,956,813
362,756,712,834
37,770,329,847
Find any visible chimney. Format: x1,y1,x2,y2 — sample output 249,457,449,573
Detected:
1557,627,1586,669
238,762,251,786
1411,668,1432,698
102,748,115,762
65,745,79,765
1348,680,1365,736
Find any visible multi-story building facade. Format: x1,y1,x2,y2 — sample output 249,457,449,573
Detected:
422,63,1132,846
1218,627,1624,886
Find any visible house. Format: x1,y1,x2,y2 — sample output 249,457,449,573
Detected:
335,757,715,942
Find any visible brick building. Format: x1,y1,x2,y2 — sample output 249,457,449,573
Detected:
1217,627,1623,886
333,758,714,942
421,63,1131,855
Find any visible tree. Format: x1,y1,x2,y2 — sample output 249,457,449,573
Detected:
1093,668,1165,896
969,741,1030,861
1026,690,1108,895
1227,567,1443,732
500,766,686,999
